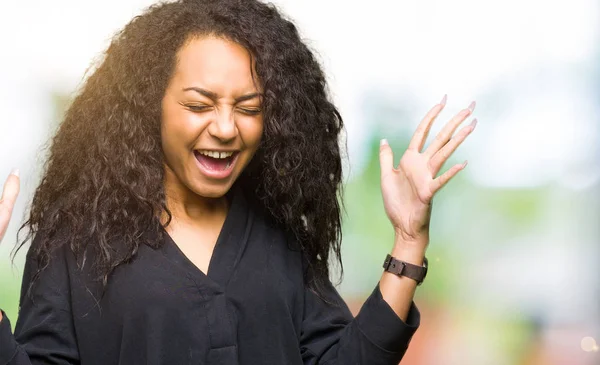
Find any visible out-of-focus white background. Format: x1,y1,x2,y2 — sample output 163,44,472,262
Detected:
1,1,598,363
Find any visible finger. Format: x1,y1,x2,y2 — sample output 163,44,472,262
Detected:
429,119,477,175
0,169,20,242
0,169,20,208
0,208,10,242
407,94,447,152
424,100,475,158
379,139,394,178
430,161,466,193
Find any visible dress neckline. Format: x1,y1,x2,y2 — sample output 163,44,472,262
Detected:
158,186,254,293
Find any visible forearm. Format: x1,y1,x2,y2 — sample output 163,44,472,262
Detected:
301,275,420,365
378,234,427,322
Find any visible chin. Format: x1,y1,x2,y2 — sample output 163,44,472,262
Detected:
189,180,235,199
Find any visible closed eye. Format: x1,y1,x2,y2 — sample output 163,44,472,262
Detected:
186,104,211,112
237,108,261,116
183,103,260,115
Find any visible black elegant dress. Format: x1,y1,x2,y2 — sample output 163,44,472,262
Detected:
0,187,419,365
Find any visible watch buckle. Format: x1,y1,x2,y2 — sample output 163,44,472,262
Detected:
383,254,392,270
391,261,405,275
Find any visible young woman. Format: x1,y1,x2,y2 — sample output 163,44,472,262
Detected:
0,0,477,364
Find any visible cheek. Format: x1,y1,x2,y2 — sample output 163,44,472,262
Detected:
161,106,203,156
161,113,183,162
239,117,264,151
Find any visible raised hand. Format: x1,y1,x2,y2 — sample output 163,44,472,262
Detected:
379,95,477,245
0,169,20,243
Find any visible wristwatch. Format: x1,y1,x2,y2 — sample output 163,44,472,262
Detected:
382,254,428,286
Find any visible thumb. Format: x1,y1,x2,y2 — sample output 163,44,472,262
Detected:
1,169,20,207
379,139,394,179
0,169,20,243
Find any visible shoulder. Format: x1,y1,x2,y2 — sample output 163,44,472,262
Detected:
21,223,98,300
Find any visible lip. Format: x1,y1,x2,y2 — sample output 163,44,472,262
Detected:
193,150,240,180
195,149,240,153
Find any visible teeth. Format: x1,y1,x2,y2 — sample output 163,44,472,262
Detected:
198,150,234,159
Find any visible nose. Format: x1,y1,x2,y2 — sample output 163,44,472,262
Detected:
207,107,237,143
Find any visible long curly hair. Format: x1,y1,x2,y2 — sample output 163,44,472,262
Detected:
16,0,345,298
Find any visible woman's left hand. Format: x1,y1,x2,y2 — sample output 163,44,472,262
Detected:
0,169,20,243
379,95,477,247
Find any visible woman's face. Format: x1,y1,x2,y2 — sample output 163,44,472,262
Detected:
161,35,263,199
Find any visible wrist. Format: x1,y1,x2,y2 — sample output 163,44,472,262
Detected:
391,247,426,267
392,235,428,266
382,253,429,286
393,226,429,243
393,231,428,249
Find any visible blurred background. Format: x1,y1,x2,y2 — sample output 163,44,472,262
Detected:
1,0,598,363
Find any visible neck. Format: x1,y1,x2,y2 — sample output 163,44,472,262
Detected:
161,166,229,227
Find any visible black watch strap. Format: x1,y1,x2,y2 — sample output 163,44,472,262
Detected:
382,254,428,286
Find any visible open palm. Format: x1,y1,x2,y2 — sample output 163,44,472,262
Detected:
379,96,477,243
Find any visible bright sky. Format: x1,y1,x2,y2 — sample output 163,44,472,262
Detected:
1,0,598,189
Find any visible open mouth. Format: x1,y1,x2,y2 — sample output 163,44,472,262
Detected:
193,150,240,178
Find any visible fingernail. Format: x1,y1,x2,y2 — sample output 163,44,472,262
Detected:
467,101,476,113
380,138,389,146
10,168,19,177
440,94,447,106
470,118,478,129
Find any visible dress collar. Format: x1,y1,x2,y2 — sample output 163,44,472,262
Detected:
158,185,254,293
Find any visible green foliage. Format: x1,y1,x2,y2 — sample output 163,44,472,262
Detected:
0,266,23,322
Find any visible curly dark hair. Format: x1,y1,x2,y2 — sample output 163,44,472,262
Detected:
15,0,345,298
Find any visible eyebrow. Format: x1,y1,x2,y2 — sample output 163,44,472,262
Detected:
182,87,262,103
